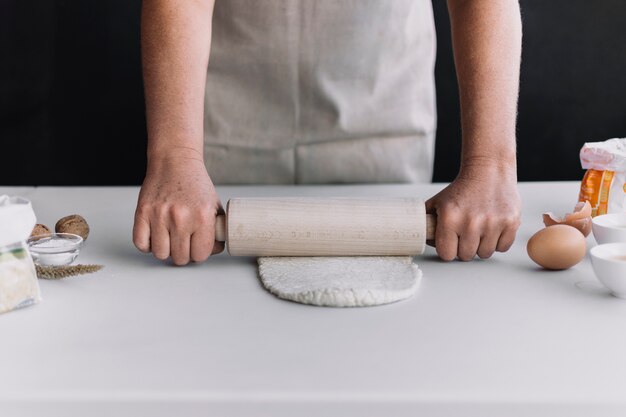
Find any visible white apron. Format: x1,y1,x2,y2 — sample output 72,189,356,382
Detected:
204,0,437,184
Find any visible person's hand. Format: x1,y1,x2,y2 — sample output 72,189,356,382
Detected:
425,160,521,261
133,154,224,265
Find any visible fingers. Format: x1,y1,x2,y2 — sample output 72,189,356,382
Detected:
132,210,151,253
425,174,521,261
150,215,171,261
435,212,480,262
432,205,520,262
190,214,224,262
457,221,480,262
496,224,518,253
170,230,192,266
477,226,499,259
133,202,223,265
434,210,459,262
132,159,224,265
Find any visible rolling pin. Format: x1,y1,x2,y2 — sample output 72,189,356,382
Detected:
213,197,436,257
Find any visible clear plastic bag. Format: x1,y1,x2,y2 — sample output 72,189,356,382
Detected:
0,195,42,314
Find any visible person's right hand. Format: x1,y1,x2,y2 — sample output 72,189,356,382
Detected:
132,154,224,265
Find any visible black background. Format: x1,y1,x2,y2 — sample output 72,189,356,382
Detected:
1,1,625,186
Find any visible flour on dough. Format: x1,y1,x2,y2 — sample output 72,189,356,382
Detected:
257,256,422,307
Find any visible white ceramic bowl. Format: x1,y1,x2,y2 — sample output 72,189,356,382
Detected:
592,213,626,244
590,242,626,299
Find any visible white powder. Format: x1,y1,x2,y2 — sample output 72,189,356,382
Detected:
28,235,81,266
0,245,42,314
29,235,77,249
0,195,42,314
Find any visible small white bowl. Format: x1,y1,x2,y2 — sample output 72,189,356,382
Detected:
590,242,626,299
26,233,84,266
592,213,626,244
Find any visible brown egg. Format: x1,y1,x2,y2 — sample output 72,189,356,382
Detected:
527,224,587,270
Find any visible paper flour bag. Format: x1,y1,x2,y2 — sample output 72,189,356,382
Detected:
578,138,626,217
0,195,42,314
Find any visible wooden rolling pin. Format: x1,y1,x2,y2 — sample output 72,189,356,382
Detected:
213,197,436,257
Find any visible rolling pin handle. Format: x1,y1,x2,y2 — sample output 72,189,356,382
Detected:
215,214,226,242
425,213,436,242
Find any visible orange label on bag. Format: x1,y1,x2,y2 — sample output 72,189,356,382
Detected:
579,169,614,216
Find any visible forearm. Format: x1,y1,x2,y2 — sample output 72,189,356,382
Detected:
141,0,215,164
447,0,522,171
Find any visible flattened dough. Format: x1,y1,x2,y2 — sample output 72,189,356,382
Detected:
257,256,422,307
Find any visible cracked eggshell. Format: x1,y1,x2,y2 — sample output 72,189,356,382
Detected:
543,200,592,237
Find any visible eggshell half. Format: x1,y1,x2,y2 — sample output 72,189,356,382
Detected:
543,200,592,237
527,224,587,270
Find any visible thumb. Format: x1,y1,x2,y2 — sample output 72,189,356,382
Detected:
424,196,437,215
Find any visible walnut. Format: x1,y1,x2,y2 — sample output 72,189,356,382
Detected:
30,223,51,238
55,214,90,240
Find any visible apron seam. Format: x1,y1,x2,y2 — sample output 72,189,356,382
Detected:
203,131,434,151
295,131,434,148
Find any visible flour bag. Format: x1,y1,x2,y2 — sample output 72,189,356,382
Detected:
0,195,42,314
578,138,626,217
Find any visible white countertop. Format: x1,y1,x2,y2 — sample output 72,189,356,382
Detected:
1,182,625,417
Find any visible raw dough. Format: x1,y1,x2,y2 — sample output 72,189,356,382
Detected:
257,256,422,307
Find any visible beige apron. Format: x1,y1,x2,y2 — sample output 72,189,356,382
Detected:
204,0,437,184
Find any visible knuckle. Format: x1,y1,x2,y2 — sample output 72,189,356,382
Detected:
135,204,151,220
437,202,460,217
506,217,521,230
482,216,499,232
194,208,212,224
502,209,521,226
155,205,171,222
438,212,462,229
465,217,483,233
170,207,192,227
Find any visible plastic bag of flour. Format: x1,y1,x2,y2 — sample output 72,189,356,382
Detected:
0,195,42,314
578,138,626,217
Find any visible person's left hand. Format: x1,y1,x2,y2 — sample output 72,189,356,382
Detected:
425,162,521,261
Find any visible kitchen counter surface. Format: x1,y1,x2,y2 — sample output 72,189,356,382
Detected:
1,182,625,417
